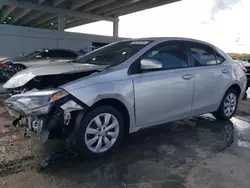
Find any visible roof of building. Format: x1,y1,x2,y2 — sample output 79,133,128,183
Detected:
0,0,180,30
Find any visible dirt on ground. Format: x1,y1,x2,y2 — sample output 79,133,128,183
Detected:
0,100,250,188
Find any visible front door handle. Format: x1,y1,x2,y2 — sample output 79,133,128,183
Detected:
222,69,229,74
182,74,194,80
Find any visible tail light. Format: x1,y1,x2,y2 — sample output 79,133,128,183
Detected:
0,63,8,69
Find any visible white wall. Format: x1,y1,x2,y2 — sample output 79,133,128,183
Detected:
0,25,124,58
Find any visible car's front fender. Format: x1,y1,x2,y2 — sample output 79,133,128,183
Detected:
63,79,138,133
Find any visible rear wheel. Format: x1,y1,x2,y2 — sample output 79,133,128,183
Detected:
74,105,125,157
213,89,239,120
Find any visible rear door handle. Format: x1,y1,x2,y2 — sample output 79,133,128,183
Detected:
222,69,229,74
182,74,194,80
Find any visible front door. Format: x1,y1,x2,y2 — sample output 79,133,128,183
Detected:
132,41,195,127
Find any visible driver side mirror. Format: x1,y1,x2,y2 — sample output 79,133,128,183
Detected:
140,58,162,70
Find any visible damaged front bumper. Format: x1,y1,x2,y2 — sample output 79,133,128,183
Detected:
4,89,88,142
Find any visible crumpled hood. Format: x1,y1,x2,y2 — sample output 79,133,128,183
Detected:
3,62,106,89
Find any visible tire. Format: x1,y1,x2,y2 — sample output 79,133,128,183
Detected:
213,89,239,120
74,105,125,157
243,92,247,100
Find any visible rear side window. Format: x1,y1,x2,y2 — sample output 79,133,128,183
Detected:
142,42,187,69
214,51,225,64
189,43,218,66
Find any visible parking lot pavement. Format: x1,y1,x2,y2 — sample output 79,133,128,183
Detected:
1,103,250,188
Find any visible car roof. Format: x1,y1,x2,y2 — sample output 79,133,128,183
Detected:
124,37,218,48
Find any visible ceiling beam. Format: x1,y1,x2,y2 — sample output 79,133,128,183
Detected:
2,0,118,22
10,0,46,25
33,15,55,27
18,12,44,25
39,17,57,28
38,0,47,4
0,6,16,23
53,0,67,7
82,0,116,12
70,0,95,10
113,0,181,16
92,0,142,15
11,9,31,24
66,18,93,29
103,0,169,16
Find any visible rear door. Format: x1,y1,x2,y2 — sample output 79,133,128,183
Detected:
186,42,231,114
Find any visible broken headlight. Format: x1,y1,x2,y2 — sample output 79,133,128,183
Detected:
5,89,69,116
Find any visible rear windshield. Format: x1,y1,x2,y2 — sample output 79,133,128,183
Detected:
75,41,152,66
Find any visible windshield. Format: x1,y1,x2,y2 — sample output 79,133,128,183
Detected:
75,41,152,66
24,50,43,58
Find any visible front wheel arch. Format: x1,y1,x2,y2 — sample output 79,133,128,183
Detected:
89,98,130,136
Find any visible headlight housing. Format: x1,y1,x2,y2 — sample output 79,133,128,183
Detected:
5,89,69,116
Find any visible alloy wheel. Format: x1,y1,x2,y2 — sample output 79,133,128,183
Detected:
223,93,237,117
84,113,120,153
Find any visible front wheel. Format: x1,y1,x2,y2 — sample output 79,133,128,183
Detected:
12,64,26,75
74,105,125,157
213,89,239,120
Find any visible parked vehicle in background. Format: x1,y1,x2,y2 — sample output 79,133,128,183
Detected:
4,38,247,157
0,48,80,81
234,59,249,99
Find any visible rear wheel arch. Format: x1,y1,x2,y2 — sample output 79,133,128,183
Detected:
213,84,241,120
227,84,241,95
219,84,241,104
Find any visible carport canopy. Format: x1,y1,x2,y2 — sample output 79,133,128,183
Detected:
0,0,180,37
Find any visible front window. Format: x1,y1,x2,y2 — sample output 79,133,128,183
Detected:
75,41,152,66
24,50,42,58
141,42,187,69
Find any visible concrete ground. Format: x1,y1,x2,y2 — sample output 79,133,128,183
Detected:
1,93,250,187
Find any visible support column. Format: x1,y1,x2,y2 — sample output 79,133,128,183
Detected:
58,14,65,31
113,19,119,38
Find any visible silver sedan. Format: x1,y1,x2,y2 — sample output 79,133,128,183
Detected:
4,38,247,157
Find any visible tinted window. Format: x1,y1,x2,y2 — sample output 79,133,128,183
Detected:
56,50,78,58
214,51,224,64
142,42,187,69
189,43,217,66
39,50,57,58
